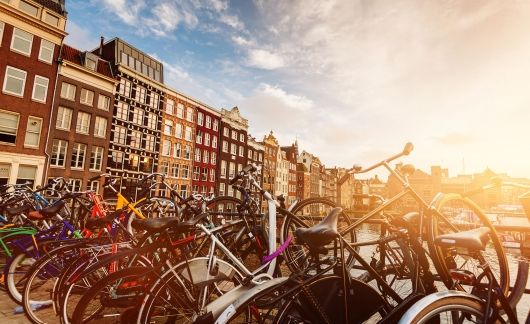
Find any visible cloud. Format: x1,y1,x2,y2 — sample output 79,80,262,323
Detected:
246,49,285,70
65,21,100,50
433,133,477,146
258,84,313,111
232,35,254,47
219,14,245,30
100,0,145,25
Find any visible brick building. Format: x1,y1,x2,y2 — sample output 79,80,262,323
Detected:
0,0,66,187
191,102,220,196
218,107,248,198
281,142,298,206
261,131,278,195
46,44,115,193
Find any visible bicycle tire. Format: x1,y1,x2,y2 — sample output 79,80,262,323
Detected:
428,193,509,296
399,292,504,324
280,197,356,273
71,266,155,324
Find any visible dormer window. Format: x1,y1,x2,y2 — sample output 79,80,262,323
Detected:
44,13,59,27
83,52,98,71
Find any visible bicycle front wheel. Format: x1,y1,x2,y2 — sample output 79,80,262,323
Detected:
428,193,509,295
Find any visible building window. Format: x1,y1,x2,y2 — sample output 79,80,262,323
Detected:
220,160,227,178
150,92,159,109
205,116,211,129
80,89,94,106
50,140,67,167
239,146,244,157
118,79,131,97
194,148,201,162
230,144,237,155
197,112,204,126
186,107,193,122
175,123,182,138
24,116,41,147
110,151,124,169
140,157,153,173
130,131,142,149
94,116,107,138
229,162,236,178
212,136,218,148
116,102,128,120
114,126,127,145
248,149,253,159
89,180,100,193
135,86,146,103
213,120,219,131
71,143,86,169
223,127,229,137
166,99,174,115
171,163,179,178
56,107,72,130
173,143,181,158
211,152,217,165
76,112,91,134
44,13,59,27
201,168,208,181
18,1,38,16
129,154,139,169
31,75,49,103
10,27,33,56
68,179,82,192
144,134,155,151
181,165,189,179
98,95,111,111
193,166,200,180
209,169,215,182
90,146,104,171
196,130,203,144
203,150,209,164
176,103,184,118
184,145,191,159
0,22,4,45
219,183,225,195
3,66,27,96
85,58,96,70
180,184,188,198
160,161,169,176
164,120,172,135
222,141,228,153
16,165,37,188
162,139,171,156
60,82,76,100
146,113,157,129
204,133,210,146
240,134,245,142
231,130,237,140
132,108,144,125
184,126,192,141
38,39,54,63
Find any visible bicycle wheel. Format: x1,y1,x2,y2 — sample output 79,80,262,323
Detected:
5,245,38,304
428,193,509,295
71,266,155,324
281,198,356,273
138,257,243,324
278,276,387,323
399,292,504,324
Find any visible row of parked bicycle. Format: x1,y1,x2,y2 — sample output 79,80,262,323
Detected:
1,142,529,323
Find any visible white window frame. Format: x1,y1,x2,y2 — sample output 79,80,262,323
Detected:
24,116,42,148
10,27,33,56
0,110,19,145
80,88,94,106
60,82,76,101
55,106,72,130
3,66,27,97
38,39,54,64
90,146,104,171
76,112,91,134
0,22,4,46
71,143,87,169
162,139,171,156
50,139,67,167
94,116,107,138
197,112,204,126
31,75,49,103
114,126,127,145
97,95,110,111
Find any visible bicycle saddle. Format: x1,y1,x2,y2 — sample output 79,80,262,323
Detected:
295,207,341,250
5,204,32,216
434,227,491,251
29,201,66,220
132,217,181,232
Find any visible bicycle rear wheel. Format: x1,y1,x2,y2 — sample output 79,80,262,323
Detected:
428,193,509,295
281,198,356,273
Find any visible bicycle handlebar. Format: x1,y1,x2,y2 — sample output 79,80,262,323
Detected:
350,142,414,174
229,163,258,185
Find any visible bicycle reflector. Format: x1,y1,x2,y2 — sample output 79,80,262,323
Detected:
449,269,476,285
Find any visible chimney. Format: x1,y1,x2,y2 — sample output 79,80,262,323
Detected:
99,36,104,56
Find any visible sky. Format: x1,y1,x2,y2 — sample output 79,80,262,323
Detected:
65,0,530,179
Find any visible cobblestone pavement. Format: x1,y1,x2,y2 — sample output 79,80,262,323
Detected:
0,290,28,323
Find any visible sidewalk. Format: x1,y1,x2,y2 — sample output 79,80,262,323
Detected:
0,290,28,323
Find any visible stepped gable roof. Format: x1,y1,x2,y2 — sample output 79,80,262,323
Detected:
62,44,114,79
34,0,65,15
